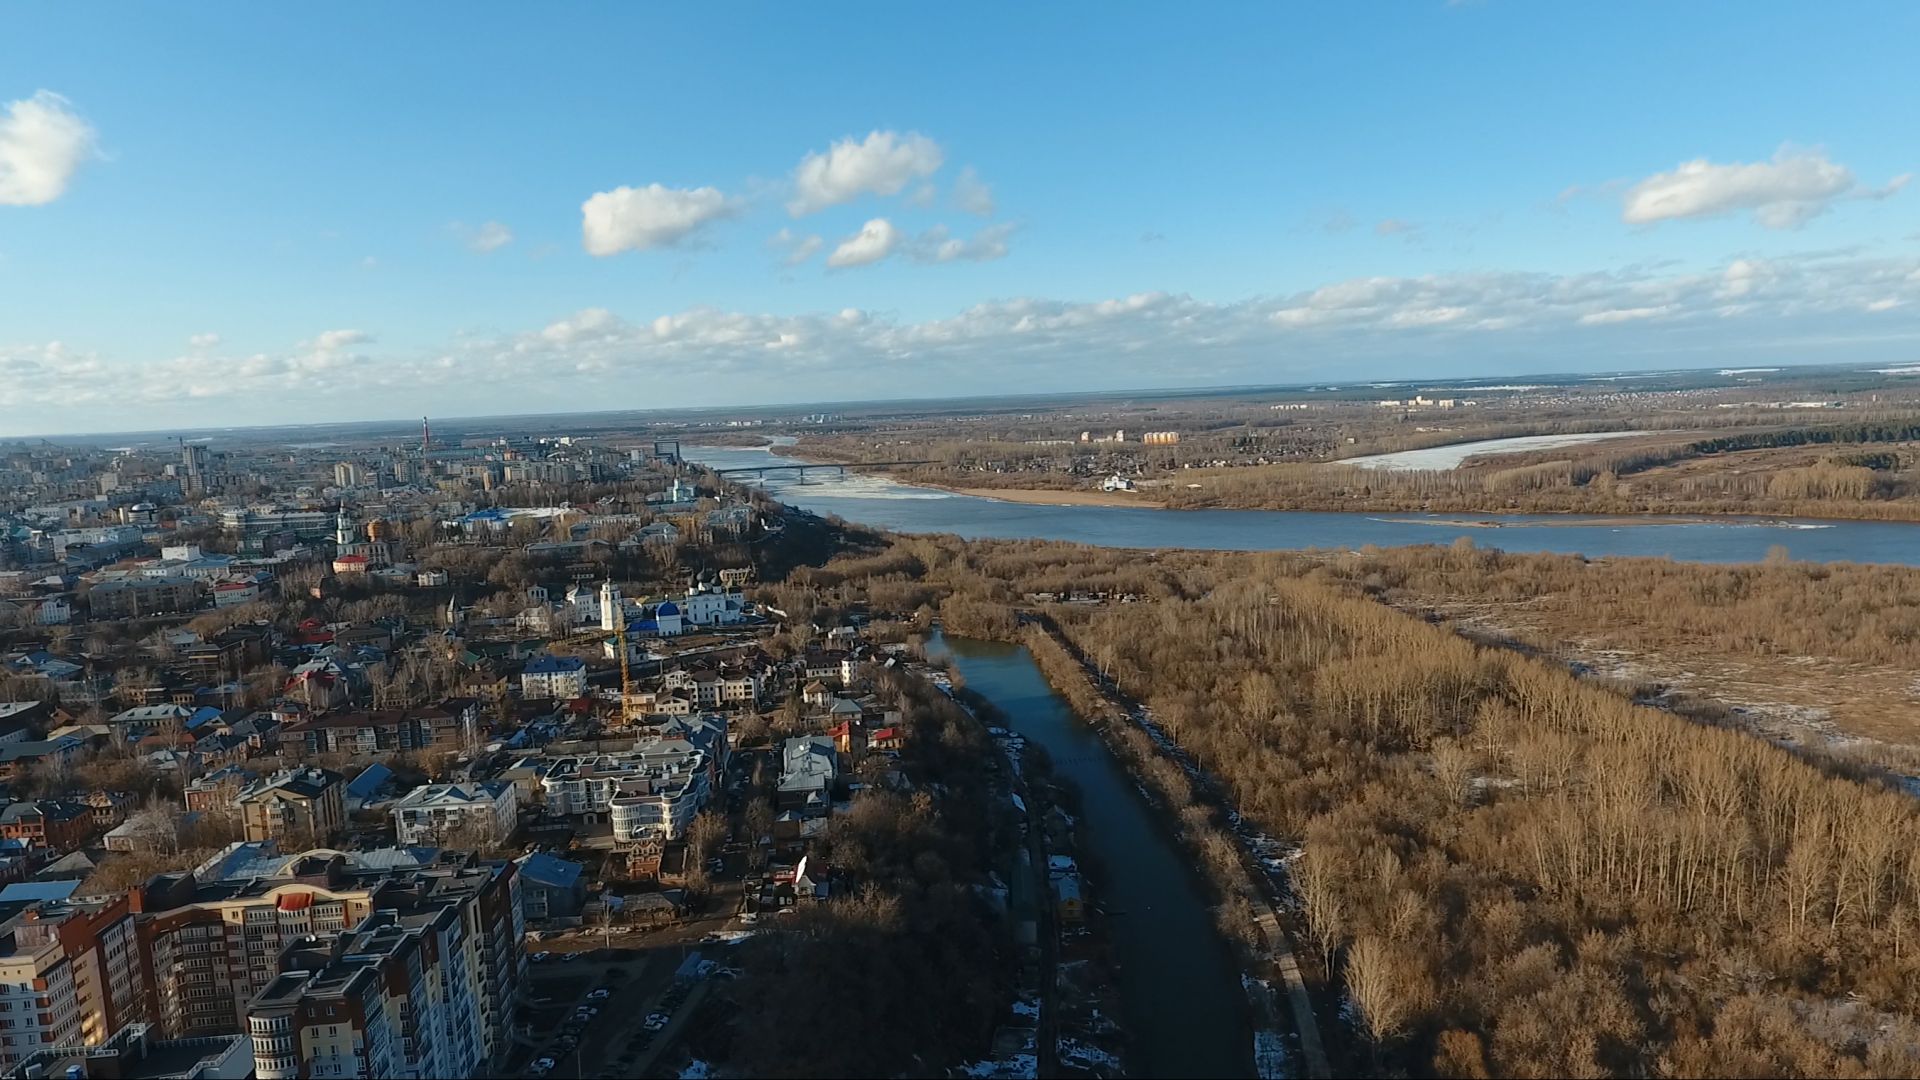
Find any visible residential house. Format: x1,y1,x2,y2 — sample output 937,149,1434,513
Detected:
777,736,838,817
515,852,586,922
210,579,261,607
107,702,193,737
184,763,255,814
0,799,95,851
284,658,353,711
0,737,85,784
344,761,393,811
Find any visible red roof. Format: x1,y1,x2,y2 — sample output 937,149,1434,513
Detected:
871,727,901,742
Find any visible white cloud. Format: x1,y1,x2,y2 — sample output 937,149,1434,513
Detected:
952,166,995,216
312,329,371,351
827,218,901,268
789,131,944,216
824,220,1014,269
1376,218,1421,237
1578,305,1674,325
911,222,1015,263
0,91,97,206
456,220,513,253
1621,147,1901,229
540,308,620,345
187,333,221,350
1719,258,1774,298
767,227,824,266
581,184,738,256
11,251,1920,430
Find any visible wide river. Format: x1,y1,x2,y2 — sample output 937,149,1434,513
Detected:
686,443,1920,566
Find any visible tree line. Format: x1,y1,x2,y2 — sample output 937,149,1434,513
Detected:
801,535,1920,1076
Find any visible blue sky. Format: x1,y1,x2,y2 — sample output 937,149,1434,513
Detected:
3,3,1919,435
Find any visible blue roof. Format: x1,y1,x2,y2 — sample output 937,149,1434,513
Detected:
655,601,680,615
347,762,393,798
522,654,586,675
0,880,79,903
520,852,584,889
186,706,223,730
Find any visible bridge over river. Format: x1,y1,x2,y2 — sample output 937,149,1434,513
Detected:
711,459,934,481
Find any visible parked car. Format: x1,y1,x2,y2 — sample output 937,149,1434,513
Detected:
532,1057,556,1074
645,1012,670,1031
588,988,611,1001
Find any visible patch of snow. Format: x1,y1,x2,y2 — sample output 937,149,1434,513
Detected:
1057,1038,1124,1073
1341,431,1643,471
958,1054,1039,1079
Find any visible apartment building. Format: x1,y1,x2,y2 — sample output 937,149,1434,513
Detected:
250,905,480,1080
539,748,711,841
236,766,345,844
390,782,516,847
87,575,204,619
137,871,379,1039
0,915,82,1070
135,847,523,1075
518,655,587,700
283,701,481,757
0,894,150,1073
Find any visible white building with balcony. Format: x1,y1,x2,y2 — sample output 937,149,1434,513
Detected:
390,781,517,846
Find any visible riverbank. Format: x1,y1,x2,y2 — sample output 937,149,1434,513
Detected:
1016,618,1331,1080
942,485,1167,509
941,617,1328,1078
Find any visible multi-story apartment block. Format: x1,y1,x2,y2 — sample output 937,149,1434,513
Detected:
0,917,83,1070
539,748,711,841
219,508,340,552
390,782,516,847
87,575,204,619
518,655,587,700
135,847,522,1076
0,895,148,1071
236,767,345,844
137,869,378,1039
283,701,481,758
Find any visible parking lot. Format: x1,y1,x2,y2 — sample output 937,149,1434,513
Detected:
515,938,728,1079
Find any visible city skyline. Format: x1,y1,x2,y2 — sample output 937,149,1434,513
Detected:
4,3,1920,435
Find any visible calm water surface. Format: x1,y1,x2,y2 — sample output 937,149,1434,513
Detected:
688,443,1920,565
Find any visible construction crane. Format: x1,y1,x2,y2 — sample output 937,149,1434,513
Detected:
612,602,646,727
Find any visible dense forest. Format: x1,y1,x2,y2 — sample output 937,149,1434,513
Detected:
794,536,1920,1076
